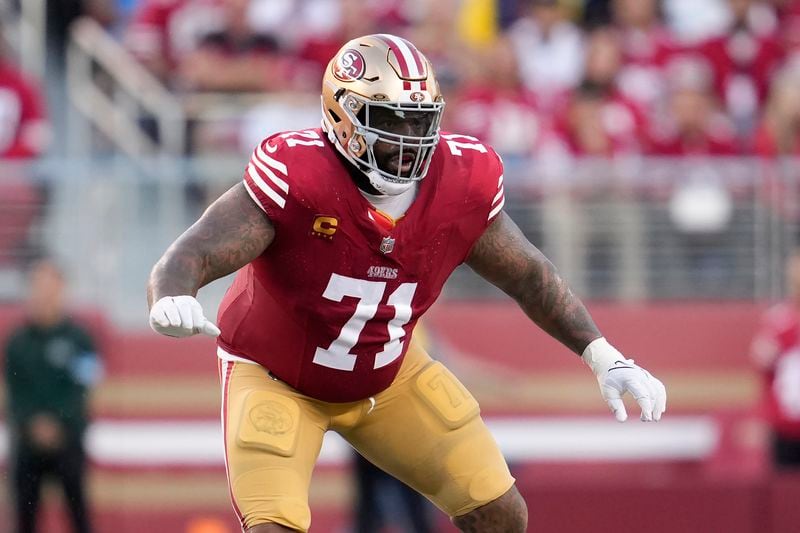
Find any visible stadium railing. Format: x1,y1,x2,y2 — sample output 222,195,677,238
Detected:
0,155,798,329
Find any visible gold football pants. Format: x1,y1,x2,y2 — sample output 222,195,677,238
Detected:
218,340,514,532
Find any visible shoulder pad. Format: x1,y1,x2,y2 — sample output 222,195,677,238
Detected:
242,129,327,218
438,133,505,223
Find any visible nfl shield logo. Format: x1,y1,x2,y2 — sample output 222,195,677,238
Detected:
380,236,395,254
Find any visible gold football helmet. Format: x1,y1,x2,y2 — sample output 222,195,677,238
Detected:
321,34,445,195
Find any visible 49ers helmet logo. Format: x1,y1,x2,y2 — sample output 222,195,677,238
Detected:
333,49,366,81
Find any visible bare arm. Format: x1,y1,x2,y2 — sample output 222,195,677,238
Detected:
147,183,274,308
465,212,601,355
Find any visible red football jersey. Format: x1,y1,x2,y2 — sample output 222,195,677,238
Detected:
125,0,221,70
751,303,800,439
217,129,504,402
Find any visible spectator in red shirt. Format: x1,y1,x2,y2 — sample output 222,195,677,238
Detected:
124,0,221,83
646,57,740,155
446,36,547,158
0,32,50,267
0,49,49,158
753,66,800,156
751,249,800,468
178,0,282,92
698,0,785,134
611,0,681,113
553,28,647,157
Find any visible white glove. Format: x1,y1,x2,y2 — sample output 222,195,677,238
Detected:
149,295,221,338
581,337,667,422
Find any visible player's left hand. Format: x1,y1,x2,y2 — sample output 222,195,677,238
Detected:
581,338,667,422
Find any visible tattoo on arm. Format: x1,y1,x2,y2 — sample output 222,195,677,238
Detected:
147,183,274,307
465,212,601,355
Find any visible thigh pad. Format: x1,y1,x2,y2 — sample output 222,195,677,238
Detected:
413,361,480,429
235,390,300,457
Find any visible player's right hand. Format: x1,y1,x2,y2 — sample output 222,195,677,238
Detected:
149,295,221,338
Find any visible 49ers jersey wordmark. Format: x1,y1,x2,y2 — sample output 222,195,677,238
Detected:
217,128,505,402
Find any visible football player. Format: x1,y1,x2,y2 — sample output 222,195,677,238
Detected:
147,34,666,533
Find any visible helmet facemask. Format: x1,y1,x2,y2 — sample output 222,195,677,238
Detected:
338,93,445,195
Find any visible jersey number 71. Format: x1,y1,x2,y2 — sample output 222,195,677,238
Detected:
312,273,417,371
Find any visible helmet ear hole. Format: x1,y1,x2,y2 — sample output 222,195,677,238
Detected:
329,110,342,123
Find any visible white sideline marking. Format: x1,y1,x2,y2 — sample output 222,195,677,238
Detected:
0,417,718,466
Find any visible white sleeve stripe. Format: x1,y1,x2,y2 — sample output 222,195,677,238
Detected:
251,154,289,193
498,174,504,187
492,186,504,205
247,164,286,209
256,144,288,176
488,195,505,220
242,180,266,212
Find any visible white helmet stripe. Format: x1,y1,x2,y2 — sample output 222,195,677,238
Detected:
398,36,425,75
378,33,423,78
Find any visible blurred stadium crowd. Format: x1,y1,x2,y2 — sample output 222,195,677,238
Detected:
4,0,800,159
118,0,800,159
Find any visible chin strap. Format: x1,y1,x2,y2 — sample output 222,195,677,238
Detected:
367,170,415,196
